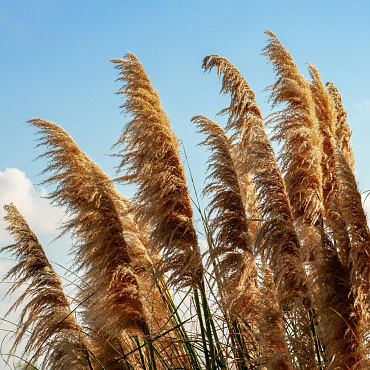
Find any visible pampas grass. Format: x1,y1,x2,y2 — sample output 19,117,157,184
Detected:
1,31,370,370
2,204,92,370
112,53,204,290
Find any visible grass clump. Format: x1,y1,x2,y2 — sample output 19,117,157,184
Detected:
1,31,369,369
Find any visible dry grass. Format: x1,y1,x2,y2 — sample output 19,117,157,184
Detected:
1,31,370,370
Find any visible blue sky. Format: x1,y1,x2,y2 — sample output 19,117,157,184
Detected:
0,0,370,362
1,1,370,248
1,0,370,255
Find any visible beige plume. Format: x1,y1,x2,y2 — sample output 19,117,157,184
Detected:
314,230,363,368
308,65,336,204
309,67,367,365
336,151,370,331
258,262,293,369
309,66,352,264
326,81,355,170
202,53,315,368
2,204,93,369
27,118,149,341
112,53,204,289
262,31,324,228
192,115,257,316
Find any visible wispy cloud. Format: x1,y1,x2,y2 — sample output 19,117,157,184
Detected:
198,238,208,254
0,169,69,357
356,100,370,112
0,168,65,244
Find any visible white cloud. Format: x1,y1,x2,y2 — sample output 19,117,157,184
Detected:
0,261,13,276
356,100,370,112
0,168,65,244
198,238,208,254
0,168,68,324
362,192,370,225
0,172,71,360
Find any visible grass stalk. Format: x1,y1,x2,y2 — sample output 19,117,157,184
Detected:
193,288,212,369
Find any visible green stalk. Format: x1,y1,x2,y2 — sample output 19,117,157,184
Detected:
157,281,202,369
193,287,212,369
135,336,148,370
308,308,323,369
231,320,251,369
125,239,201,369
142,324,157,370
115,336,136,370
201,279,227,368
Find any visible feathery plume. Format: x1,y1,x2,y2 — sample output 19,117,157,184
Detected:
262,31,324,227
112,53,204,288
202,54,310,305
27,118,149,339
309,65,352,264
202,55,260,233
258,262,293,369
261,32,367,366
326,81,355,170
202,54,316,367
202,54,261,140
308,65,336,203
2,204,92,370
336,151,370,327
314,230,363,368
192,115,257,315
322,80,370,362
193,115,261,368
308,66,364,365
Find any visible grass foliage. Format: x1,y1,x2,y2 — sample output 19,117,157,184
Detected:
1,31,370,369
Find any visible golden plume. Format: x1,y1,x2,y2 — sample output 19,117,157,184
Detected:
308,65,336,203
202,54,261,140
326,81,355,170
261,31,367,365
262,31,324,228
2,204,92,369
314,230,363,368
202,54,316,367
325,81,370,363
192,115,257,316
202,54,310,303
308,65,364,365
336,151,370,329
309,66,352,264
27,118,149,339
112,53,204,288
258,261,293,369
192,115,261,367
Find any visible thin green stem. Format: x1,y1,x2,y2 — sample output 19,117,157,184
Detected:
193,287,211,369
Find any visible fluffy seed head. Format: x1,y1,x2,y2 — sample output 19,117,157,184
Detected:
112,53,204,288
